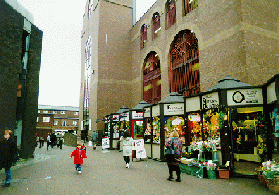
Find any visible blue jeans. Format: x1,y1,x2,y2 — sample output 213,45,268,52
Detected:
5,167,11,184
75,164,81,171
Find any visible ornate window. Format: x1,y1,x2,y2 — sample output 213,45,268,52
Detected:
184,0,198,16
141,24,148,49
152,13,161,40
170,30,200,96
166,0,176,29
143,52,161,104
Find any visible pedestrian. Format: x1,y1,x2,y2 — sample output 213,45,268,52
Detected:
50,133,56,148
91,130,98,150
165,130,183,182
58,137,63,150
119,131,133,168
0,130,18,187
36,134,39,147
70,143,87,174
39,136,44,148
47,133,51,150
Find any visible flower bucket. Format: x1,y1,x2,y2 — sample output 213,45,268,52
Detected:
207,170,216,179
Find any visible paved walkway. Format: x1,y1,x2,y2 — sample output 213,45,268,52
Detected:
0,144,274,195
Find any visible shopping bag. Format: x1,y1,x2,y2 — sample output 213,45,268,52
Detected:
88,141,92,146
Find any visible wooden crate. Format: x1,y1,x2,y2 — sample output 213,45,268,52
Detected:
217,167,230,179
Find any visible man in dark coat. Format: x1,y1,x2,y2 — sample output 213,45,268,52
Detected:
0,130,17,187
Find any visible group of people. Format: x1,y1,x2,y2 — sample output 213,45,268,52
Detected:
46,133,63,150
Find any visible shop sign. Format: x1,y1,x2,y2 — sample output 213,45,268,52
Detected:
152,105,160,117
186,96,200,112
112,114,119,122
144,107,150,118
120,113,129,121
164,103,184,115
132,111,143,119
202,92,219,109
227,88,263,106
267,82,277,104
102,137,110,149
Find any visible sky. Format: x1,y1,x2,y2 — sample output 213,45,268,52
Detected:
17,0,157,107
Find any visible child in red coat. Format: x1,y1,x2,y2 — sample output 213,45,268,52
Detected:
70,143,87,174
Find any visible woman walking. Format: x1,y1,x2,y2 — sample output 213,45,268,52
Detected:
0,130,18,187
120,131,133,168
165,130,183,182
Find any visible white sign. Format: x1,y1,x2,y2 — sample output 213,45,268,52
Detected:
186,96,200,112
227,88,263,106
112,115,119,122
132,111,143,119
144,107,150,118
267,82,277,104
134,139,146,159
89,119,91,130
120,113,129,121
152,105,160,117
164,103,184,115
102,138,110,149
202,92,219,109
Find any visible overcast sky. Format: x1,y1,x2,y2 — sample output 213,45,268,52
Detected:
17,0,156,107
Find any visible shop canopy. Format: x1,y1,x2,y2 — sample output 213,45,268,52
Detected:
207,76,252,92
158,92,184,103
132,100,151,110
116,106,129,114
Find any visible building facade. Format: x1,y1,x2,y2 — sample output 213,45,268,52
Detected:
0,0,43,158
37,105,79,140
80,0,279,137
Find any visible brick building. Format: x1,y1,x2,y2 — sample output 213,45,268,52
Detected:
37,105,79,140
79,0,279,135
0,0,43,158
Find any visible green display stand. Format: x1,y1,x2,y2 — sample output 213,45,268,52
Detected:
207,170,217,179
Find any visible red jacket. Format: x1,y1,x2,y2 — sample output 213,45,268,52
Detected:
70,148,87,164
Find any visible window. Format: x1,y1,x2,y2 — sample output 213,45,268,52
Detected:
62,121,67,126
88,0,94,18
152,13,161,40
74,112,78,115
166,0,176,29
143,52,161,104
38,110,40,113
170,30,200,96
140,24,147,49
61,111,65,114
37,117,39,122
43,117,50,123
43,110,48,113
184,0,198,16
53,111,57,114
54,121,58,126
73,121,77,126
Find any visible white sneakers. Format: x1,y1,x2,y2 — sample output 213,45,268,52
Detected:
126,163,129,168
77,171,81,174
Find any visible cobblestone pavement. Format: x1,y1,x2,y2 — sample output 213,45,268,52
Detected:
0,144,274,195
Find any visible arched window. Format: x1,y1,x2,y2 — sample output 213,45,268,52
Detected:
141,24,147,49
170,30,200,96
184,0,198,16
166,0,176,29
152,13,161,40
143,52,161,104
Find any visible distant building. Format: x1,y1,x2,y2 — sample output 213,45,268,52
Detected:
0,0,43,158
37,105,79,140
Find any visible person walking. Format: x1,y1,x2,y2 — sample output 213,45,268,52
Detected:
119,131,133,168
70,143,87,174
39,136,44,148
47,133,51,150
0,130,18,187
91,130,98,150
165,130,183,182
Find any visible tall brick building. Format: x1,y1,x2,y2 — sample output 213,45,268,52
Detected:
0,0,43,158
79,0,279,134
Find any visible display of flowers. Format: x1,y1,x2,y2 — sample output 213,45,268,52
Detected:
202,141,213,152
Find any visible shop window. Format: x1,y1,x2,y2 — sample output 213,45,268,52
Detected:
61,111,65,114
74,112,78,115
170,30,200,96
37,117,39,122
43,117,50,123
62,121,67,126
134,121,144,138
183,0,198,16
73,121,77,126
231,107,263,155
152,117,161,143
43,110,48,114
144,118,152,143
143,52,161,104
166,0,176,29
53,111,57,114
141,24,147,49
54,121,58,126
152,13,161,40
38,110,40,113
165,116,185,144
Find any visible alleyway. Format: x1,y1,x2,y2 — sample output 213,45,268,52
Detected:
0,144,273,195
